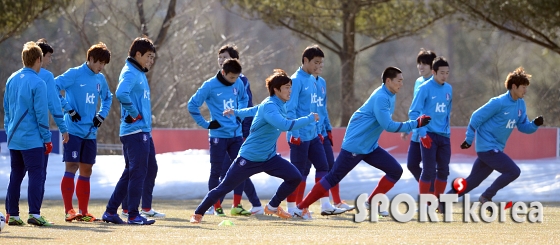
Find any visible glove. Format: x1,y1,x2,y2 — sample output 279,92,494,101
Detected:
318,134,324,144
125,114,143,123
327,130,333,146
290,136,301,146
93,114,105,127
416,114,431,128
208,120,221,129
68,109,81,122
44,142,53,155
534,116,544,126
460,140,471,149
420,135,432,149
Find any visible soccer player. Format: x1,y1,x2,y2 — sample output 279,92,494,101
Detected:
5,41,53,226
313,65,354,211
402,49,437,184
444,67,543,206
56,42,113,222
285,45,344,217
35,39,71,207
188,58,252,217
408,57,452,199
296,67,432,218
102,37,157,225
215,44,263,215
190,69,319,223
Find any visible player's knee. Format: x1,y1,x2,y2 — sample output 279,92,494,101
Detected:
510,166,521,179
391,166,403,180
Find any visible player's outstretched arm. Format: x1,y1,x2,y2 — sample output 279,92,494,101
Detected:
263,103,316,132
375,96,417,133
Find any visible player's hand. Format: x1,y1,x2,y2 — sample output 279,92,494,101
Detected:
327,130,333,146
223,109,235,118
44,142,53,155
125,114,142,123
534,116,544,126
62,132,70,144
68,109,81,122
400,132,409,141
290,136,301,146
460,140,471,149
420,135,432,149
93,114,105,127
318,134,324,144
416,114,431,128
208,120,221,129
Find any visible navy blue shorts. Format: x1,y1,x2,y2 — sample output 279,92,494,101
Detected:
63,134,97,164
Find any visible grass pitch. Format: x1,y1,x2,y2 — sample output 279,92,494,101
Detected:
1,199,558,244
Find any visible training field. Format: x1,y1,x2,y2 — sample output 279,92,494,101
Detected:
1,199,559,244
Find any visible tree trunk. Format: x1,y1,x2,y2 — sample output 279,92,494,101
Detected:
339,2,357,126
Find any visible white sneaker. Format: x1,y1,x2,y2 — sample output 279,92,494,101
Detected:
121,211,129,217
292,208,313,220
205,208,214,215
334,201,355,211
287,207,299,216
321,206,347,216
140,209,166,218
250,206,264,215
365,202,389,217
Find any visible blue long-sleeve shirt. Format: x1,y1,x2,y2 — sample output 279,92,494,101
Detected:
188,71,248,138
409,75,432,142
235,96,316,162
315,76,332,136
239,74,254,138
38,68,68,134
55,62,113,139
4,68,52,150
408,77,452,138
342,84,418,154
465,91,538,152
286,67,318,141
115,58,153,136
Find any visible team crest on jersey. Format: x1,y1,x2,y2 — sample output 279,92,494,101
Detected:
143,134,148,142
97,83,101,92
518,109,522,117
446,93,450,101
72,151,78,159
239,158,246,166
233,88,238,95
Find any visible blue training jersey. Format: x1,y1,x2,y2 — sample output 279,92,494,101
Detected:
286,67,318,141
55,62,113,139
38,68,68,134
235,96,316,162
465,91,538,152
409,77,452,138
239,74,254,138
342,84,418,154
116,58,153,136
4,68,52,150
315,76,332,136
409,75,432,142
188,71,248,138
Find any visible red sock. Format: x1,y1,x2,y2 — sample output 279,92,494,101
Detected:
287,185,298,203
60,172,75,213
233,194,242,207
76,175,90,214
368,176,396,202
213,201,222,210
297,182,328,209
330,184,341,204
142,208,151,212
419,179,432,194
433,179,447,198
123,209,128,213
296,181,306,204
315,177,329,198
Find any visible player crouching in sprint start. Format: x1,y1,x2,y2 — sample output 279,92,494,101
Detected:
295,67,432,218
190,69,319,223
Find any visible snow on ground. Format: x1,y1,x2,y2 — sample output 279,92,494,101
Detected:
1,150,559,203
